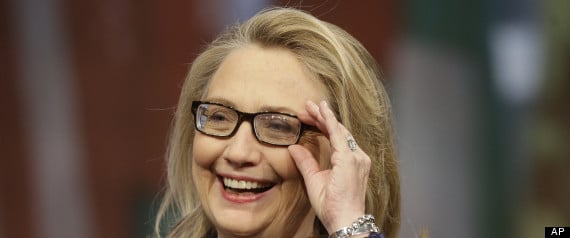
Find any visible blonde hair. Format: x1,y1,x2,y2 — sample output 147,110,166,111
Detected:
155,7,400,238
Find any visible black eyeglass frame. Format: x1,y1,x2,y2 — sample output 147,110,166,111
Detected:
191,101,318,146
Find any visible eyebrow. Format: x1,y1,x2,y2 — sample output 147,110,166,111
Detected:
206,97,236,108
204,97,298,115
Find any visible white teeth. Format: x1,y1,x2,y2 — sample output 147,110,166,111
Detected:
222,177,272,190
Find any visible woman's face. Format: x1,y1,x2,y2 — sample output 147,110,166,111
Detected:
192,44,328,237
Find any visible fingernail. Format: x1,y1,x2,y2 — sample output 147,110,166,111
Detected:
321,100,328,109
309,101,319,110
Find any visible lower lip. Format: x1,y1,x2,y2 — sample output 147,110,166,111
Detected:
218,178,273,204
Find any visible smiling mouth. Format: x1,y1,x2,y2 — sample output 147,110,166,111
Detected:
220,176,275,194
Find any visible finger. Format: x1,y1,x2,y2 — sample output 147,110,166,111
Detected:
297,111,319,127
288,144,321,179
304,101,328,136
297,102,328,136
319,101,350,152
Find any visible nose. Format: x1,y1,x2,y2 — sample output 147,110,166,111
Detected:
222,121,261,167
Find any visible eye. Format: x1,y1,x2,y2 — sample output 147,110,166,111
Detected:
258,114,298,134
210,111,229,122
267,120,293,132
200,105,236,124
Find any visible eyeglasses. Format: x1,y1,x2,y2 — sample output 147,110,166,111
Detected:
191,101,317,146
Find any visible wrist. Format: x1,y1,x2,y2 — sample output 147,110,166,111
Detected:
351,235,368,238
327,213,363,234
328,214,383,238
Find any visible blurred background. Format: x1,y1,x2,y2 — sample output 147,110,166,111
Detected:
1,0,568,237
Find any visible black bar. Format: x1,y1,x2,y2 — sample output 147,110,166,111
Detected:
546,227,570,238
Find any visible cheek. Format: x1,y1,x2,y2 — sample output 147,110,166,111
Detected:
191,134,220,209
299,134,331,170
269,149,302,180
271,152,313,232
192,133,222,168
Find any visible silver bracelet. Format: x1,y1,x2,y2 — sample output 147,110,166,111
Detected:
329,214,380,238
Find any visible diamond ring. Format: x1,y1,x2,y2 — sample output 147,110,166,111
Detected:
347,135,357,152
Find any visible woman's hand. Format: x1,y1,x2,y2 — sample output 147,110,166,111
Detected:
288,100,371,234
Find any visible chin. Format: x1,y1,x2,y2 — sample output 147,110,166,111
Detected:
214,217,269,237
209,198,278,237
205,176,280,237
206,179,313,238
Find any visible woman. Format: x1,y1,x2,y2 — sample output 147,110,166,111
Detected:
155,7,400,238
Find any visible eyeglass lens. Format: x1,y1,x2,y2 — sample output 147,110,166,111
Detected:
195,103,302,145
